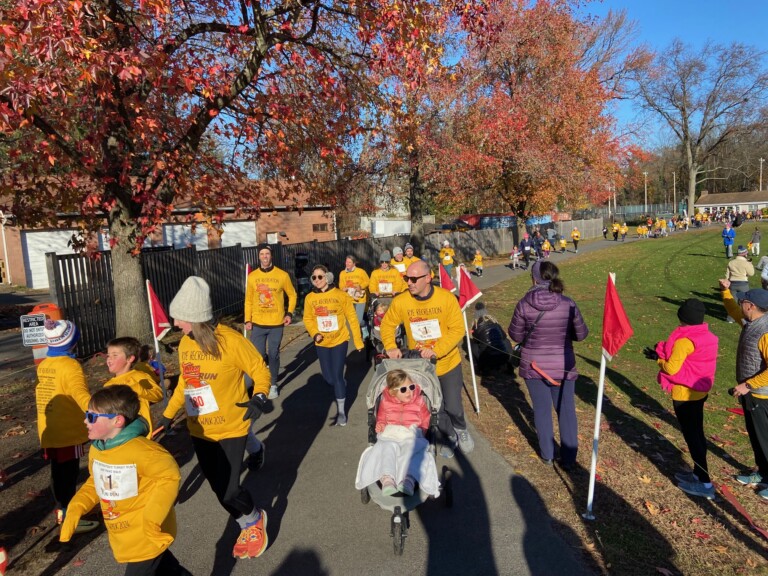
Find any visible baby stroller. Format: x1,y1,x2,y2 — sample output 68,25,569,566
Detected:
357,358,453,555
366,296,404,365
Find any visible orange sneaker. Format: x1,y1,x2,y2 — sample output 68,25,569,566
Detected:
232,510,268,559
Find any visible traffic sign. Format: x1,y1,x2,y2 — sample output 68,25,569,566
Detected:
20,314,47,346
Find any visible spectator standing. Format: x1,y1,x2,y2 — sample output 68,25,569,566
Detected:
722,222,736,259
752,227,762,256
725,245,755,296
508,261,588,469
244,243,297,400
644,300,718,499
719,282,768,502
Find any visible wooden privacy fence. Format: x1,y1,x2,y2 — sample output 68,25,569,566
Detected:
44,219,601,357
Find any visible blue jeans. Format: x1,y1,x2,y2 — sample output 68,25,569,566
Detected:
246,325,284,389
525,378,577,464
316,341,349,400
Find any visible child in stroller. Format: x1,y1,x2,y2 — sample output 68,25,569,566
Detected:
355,368,440,497
368,297,403,364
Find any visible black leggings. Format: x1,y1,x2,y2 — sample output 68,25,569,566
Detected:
51,458,80,510
191,435,254,518
673,397,710,483
124,549,184,576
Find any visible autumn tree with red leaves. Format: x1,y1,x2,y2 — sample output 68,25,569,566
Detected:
0,0,479,337
418,1,645,227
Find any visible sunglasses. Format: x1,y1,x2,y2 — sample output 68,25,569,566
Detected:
85,411,118,424
311,274,326,280
397,384,416,394
404,274,428,283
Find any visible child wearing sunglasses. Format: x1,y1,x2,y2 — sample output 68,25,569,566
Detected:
355,369,439,497
60,385,189,575
35,319,99,534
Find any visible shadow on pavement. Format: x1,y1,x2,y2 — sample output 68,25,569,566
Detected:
269,547,330,576
418,451,498,575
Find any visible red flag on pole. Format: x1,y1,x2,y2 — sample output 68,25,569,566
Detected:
147,280,171,341
439,264,456,292
602,273,633,360
457,265,482,311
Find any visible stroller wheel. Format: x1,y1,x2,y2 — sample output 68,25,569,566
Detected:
361,487,370,505
391,506,406,556
442,466,454,508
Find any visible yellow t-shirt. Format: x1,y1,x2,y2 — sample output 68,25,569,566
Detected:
245,266,297,327
369,267,406,296
303,287,364,349
473,254,484,266
36,356,90,448
380,287,465,376
439,247,455,266
338,267,370,305
104,369,164,437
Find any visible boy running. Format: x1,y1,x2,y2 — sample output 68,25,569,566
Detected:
60,385,189,575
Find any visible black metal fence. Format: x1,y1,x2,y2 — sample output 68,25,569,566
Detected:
45,220,601,357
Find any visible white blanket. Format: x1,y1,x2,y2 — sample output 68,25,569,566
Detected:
354,425,440,496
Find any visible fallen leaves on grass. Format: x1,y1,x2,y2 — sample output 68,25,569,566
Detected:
639,474,652,484
644,500,660,515
694,531,711,540
709,434,735,446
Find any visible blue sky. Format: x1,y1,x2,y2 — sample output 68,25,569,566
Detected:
582,1,768,140
585,0,768,51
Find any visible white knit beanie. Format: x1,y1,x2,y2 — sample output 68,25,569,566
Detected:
170,276,213,323
44,319,79,349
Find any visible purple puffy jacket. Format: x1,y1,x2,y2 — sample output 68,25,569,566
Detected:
508,284,589,381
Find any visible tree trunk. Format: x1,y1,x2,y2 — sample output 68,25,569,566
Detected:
687,164,698,215
108,197,151,342
408,155,426,253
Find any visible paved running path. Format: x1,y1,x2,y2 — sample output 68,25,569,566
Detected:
39,232,673,575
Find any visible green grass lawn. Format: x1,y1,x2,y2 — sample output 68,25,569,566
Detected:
477,224,768,575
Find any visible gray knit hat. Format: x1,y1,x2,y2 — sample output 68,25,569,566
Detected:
170,276,213,323
392,246,403,256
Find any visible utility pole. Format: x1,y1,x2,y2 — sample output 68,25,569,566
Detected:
643,172,648,214
673,171,676,214
760,158,764,191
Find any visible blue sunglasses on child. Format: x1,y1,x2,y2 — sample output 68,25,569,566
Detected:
85,411,118,424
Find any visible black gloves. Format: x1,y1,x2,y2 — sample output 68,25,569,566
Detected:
643,346,659,361
156,416,173,434
236,393,274,421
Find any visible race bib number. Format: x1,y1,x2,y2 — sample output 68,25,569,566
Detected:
393,262,406,273
523,245,531,251
442,254,451,262
378,282,393,294
93,460,139,501
410,318,442,342
184,384,219,416
317,314,339,332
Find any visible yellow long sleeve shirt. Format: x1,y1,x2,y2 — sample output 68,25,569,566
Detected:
473,254,484,266
338,267,370,305
36,356,91,448
722,289,768,398
656,338,708,401
439,247,455,267
105,369,164,437
380,286,465,376
390,257,408,275
162,325,271,441
303,287,364,350
60,422,180,563
571,231,581,241
245,266,297,327
369,267,406,297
